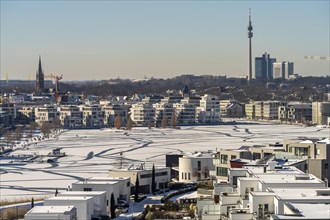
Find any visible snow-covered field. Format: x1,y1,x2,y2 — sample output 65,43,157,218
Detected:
1,123,329,201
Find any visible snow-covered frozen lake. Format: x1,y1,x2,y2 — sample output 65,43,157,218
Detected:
1,123,329,201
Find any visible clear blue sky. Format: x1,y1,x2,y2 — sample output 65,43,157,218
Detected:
1,0,329,80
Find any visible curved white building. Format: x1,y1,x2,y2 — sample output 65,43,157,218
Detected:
179,152,215,183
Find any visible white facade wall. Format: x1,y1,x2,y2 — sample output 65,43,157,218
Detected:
71,182,119,212
179,154,214,183
153,103,173,127
130,102,155,126
237,178,259,198
249,193,275,218
58,191,107,216
79,105,104,128
58,105,82,128
197,94,220,124
35,105,58,125
44,197,93,220
173,103,196,125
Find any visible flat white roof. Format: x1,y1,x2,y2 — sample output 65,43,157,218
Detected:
59,191,106,196
27,206,75,214
270,188,330,201
290,203,330,218
251,192,276,196
45,196,93,201
255,173,323,184
88,177,130,181
273,203,330,219
183,152,214,158
74,181,118,185
245,166,303,175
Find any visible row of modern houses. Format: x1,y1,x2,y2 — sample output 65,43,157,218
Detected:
22,136,329,219
1,99,329,131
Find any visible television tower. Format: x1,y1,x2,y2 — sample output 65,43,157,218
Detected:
248,8,253,81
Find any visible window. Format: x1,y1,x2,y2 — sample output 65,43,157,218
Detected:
185,173,187,180
316,148,320,155
182,172,184,180
220,155,228,164
231,155,237,160
197,161,201,171
216,167,228,176
188,173,191,180
83,188,92,191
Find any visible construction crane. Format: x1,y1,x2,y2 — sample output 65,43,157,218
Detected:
304,56,330,61
45,74,63,104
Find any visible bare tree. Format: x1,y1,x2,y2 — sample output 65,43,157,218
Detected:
4,131,14,148
170,113,177,129
114,114,122,130
28,121,38,139
40,122,52,139
52,118,62,133
126,117,133,130
14,126,22,143
161,116,167,129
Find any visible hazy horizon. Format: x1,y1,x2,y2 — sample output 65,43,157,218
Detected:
1,1,329,81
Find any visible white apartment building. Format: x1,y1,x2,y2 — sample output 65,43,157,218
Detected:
312,101,330,126
102,104,128,127
58,191,107,217
245,103,255,119
130,102,155,126
173,102,196,125
72,177,130,205
24,206,77,220
199,163,327,220
44,196,93,220
255,101,286,120
196,94,220,124
35,105,58,125
153,102,174,127
58,105,83,128
181,96,201,107
79,105,104,128
179,152,215,183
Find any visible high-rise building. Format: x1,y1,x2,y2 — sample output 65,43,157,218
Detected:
36,56,45,93
247,9,253,81
255,52,276,79
273,61,294,79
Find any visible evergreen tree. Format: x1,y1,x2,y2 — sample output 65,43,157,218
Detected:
110,193,116,219
152,164,156,194
134,176,139,202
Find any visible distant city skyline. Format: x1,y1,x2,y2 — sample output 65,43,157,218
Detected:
0,0,329,81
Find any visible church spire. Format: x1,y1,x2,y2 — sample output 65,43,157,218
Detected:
36,55,45,93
